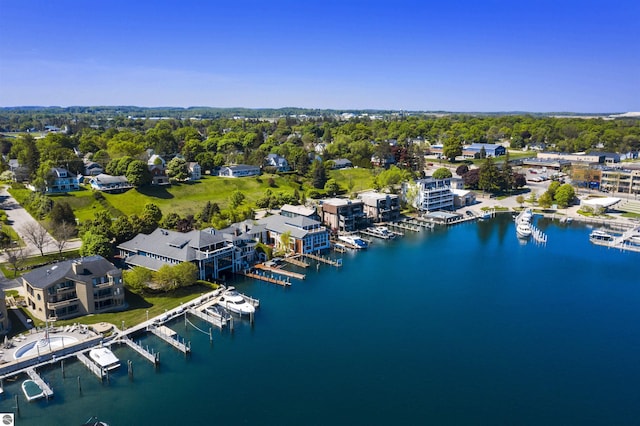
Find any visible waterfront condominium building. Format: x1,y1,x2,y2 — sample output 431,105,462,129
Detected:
405,177,455,212
321,198,368,232
21,256,125,321
358,191,401,223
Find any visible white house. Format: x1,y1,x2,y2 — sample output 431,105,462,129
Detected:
188,162,201,181
265,154,290,172
219,164,261,178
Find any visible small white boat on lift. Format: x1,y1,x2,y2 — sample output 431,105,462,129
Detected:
367,226,395,239
89,347,120,371
338,235,369,249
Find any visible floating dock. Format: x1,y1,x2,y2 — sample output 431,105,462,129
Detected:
116,337,159,365
254,264,306,280
301,253,342,267
76,353,106,380
240,270,291,286
149,326,190,354
282,256,310,268
25,368,54,399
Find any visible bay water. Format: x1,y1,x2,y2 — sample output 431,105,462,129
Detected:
1,215,639,425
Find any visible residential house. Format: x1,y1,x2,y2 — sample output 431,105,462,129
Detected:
358,191,400,223
118,228,237,280
45,168,80,193
331,158,353,169
0,291,8,335
89,174,133,193
148,154,169,185
188,162,202,181
21,256,125,321
84,161,104,176
258,214,330,254
216,221,265,268
370,154,396,168
265,154,290,172
218,164,261,178
8,159,30,182
405,177,454,212
321,198,367,232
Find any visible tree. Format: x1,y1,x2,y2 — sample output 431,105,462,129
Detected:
126,159,152,187
515,195,525,207
49,201,76,226
140,203,162,234
478,157,501,193
554,184,576,208
538,191,554,208
80,230,112,257
166,157,189,182
229,190,245,209
311,160,327,189
21,222,50,256
52,221,75,254
123,266,153,293
6,247,26,277
442,135,462,161
513,173,527,189
324,179,340,196
173,262,198,287
279,231,292,253
455,164,469,176
112,216,137,244
432,167,452,179
462,168,480,189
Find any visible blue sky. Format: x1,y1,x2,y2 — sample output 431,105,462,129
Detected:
0,0,638,112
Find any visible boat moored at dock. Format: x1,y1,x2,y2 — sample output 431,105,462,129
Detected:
217,287,256,315
589,229,614,242
89,347,121,371
338,234,369,249
22,379,45,402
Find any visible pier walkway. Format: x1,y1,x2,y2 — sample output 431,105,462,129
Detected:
301,253,342,267
240,270,291,286
115,336,159,365
254,264,306,280
149,325,190,354
76,352,105,380
26,368,54,399
283,256,310,268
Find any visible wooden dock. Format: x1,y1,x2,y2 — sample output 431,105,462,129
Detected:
254,264,306,280
240,270,291,286
282,256,310,268
117,337,159,365
76,353,105,380
301,253,342,267
188,308,229,329
25,368,54,398
149,326,190,354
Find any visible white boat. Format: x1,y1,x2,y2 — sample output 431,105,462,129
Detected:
89,347,121,371
589,229,614,242
338,235,369,249
217,287,256,315
82,416,109,426
516,221,532,238
206,304,231,321
367,226,395,239
22,379,45,402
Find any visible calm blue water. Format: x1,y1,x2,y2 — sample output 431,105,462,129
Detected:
2,215,639,425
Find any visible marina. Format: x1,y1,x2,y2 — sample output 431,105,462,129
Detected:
589,225,640,252
1,215,639,425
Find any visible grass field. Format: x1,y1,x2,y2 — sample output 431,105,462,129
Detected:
103,173,305,217
329,168,376,194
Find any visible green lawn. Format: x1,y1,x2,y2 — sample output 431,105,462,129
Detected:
330,168,376,194
104,174,304,217
0,249,81,278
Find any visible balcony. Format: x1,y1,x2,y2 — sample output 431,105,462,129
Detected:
47,298,79,309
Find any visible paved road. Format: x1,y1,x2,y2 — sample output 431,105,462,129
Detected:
0,186,81,276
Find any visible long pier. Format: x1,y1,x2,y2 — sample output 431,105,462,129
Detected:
25,368,54,398
254,264,306,280
149,326,190,354
282,256,310,268
188,308,229,329
116,337,159,365
76,352,106,380
240,270,291,286
301,253,342,267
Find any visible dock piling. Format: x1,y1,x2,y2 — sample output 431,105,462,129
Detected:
128,360,133,380
77,376,82,395
14,395,19,416
61,360,64,378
